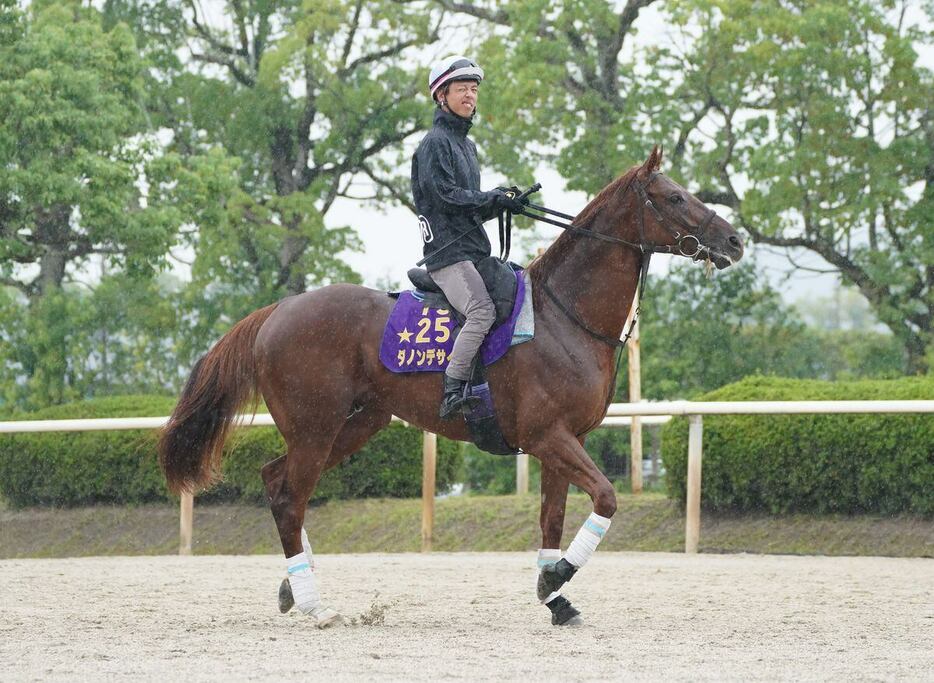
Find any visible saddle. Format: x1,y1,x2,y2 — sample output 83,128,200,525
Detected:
380,256,526,456
406,256,523,328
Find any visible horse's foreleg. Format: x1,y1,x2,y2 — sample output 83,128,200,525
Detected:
538,461,583,625
530,430,616,606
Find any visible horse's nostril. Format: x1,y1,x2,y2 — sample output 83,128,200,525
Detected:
728,235,742,249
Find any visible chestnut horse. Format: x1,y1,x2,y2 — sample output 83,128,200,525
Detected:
158,147,743,627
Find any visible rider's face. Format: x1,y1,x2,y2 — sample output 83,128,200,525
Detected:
442,81,479,118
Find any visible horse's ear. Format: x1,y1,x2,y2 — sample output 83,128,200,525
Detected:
639,145,663,178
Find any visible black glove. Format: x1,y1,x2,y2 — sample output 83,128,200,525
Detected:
494,186,528,213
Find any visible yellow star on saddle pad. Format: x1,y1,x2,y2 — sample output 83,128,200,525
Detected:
397,327,414,343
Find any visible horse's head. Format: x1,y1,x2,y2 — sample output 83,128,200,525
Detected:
632,146,743,269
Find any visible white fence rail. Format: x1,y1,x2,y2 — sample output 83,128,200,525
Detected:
3,400,933,555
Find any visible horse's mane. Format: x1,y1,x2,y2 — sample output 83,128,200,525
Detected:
527,166,640,283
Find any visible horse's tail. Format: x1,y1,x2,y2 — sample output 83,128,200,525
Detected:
158,303,279,494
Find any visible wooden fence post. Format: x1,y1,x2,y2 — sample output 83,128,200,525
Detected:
628,312,642,493
684,415,703,554
628,310,643,494
421,431,437,552
179,491,193,555
516,452,529,495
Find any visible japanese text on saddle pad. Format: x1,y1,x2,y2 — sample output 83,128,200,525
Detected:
395,307,455,369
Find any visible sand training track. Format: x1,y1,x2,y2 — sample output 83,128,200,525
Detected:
1,551,932,681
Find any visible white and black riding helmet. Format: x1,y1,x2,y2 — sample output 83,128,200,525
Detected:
428,55,484,102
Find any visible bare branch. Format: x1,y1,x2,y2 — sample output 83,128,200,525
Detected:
185,0,248,58
431,0,509,26
779,250,841,276
340,0,365,70
0,276,32,297
695,189,739,208
361,164,418,213
563,76,587,97
295,33,319,182
598,0,659,100
191,52,256,87
358,125,421,162
341,36,425,77
230,0,252,62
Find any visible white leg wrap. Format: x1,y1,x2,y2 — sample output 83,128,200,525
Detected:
563,512,611,569
537,549,562,604
300,528,315,570
287,551,321,615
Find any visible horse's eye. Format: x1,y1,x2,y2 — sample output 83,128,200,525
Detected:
668,193,684,204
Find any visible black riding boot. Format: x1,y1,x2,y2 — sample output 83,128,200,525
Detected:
439,374,479,419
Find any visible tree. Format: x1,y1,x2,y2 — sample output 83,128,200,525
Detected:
0,274,188,408
648,0,934,371
624,259,905,400
436,0,661,193
439,0,933,371
0,1,236,406
123,0,445,303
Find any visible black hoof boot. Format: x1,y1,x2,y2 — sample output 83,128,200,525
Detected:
537,558,578,601
278,577,294,614
439,375,481,420
546,595,582,626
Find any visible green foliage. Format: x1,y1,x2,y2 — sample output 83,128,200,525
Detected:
0,275,194,410
463,429,634,495
662,0,934,370
223,421,463,503
0,395,175,506
661,376,934,515
0,2,240,408
463,444,537,495
464,0,934,369
123,0,438,306
0,2,234,294
0,396,462,507
621,259,905,401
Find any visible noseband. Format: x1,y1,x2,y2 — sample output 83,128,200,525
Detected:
633,172,717,260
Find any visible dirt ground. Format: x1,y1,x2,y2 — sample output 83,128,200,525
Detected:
1,552,931,681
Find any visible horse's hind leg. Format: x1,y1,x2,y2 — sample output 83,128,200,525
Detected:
262,406,392,618
538,460,582,626
530,429,616,607
260,431,344,627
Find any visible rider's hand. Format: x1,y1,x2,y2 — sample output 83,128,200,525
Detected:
494,187,528,213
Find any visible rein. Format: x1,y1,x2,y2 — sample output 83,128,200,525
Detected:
515,173,717,260
515,173,717,350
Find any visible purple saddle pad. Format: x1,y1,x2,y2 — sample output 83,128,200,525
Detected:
379,269,525,373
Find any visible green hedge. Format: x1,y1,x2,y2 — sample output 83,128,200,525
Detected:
662,376,934,515
0,395,175,507
0,395,462,507
222,421,462,503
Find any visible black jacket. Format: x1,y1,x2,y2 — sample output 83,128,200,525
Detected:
411,108,501,271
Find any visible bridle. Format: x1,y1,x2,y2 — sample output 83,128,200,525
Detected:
507,172,718,262
509,172,721,350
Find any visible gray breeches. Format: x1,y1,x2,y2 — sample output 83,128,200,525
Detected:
429,260,496,381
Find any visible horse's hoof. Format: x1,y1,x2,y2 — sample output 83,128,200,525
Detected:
278,577,294,614
537,558,577,601
547,595,582,626
311,606,344,629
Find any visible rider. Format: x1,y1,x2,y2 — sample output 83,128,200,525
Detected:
411,55,525,419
